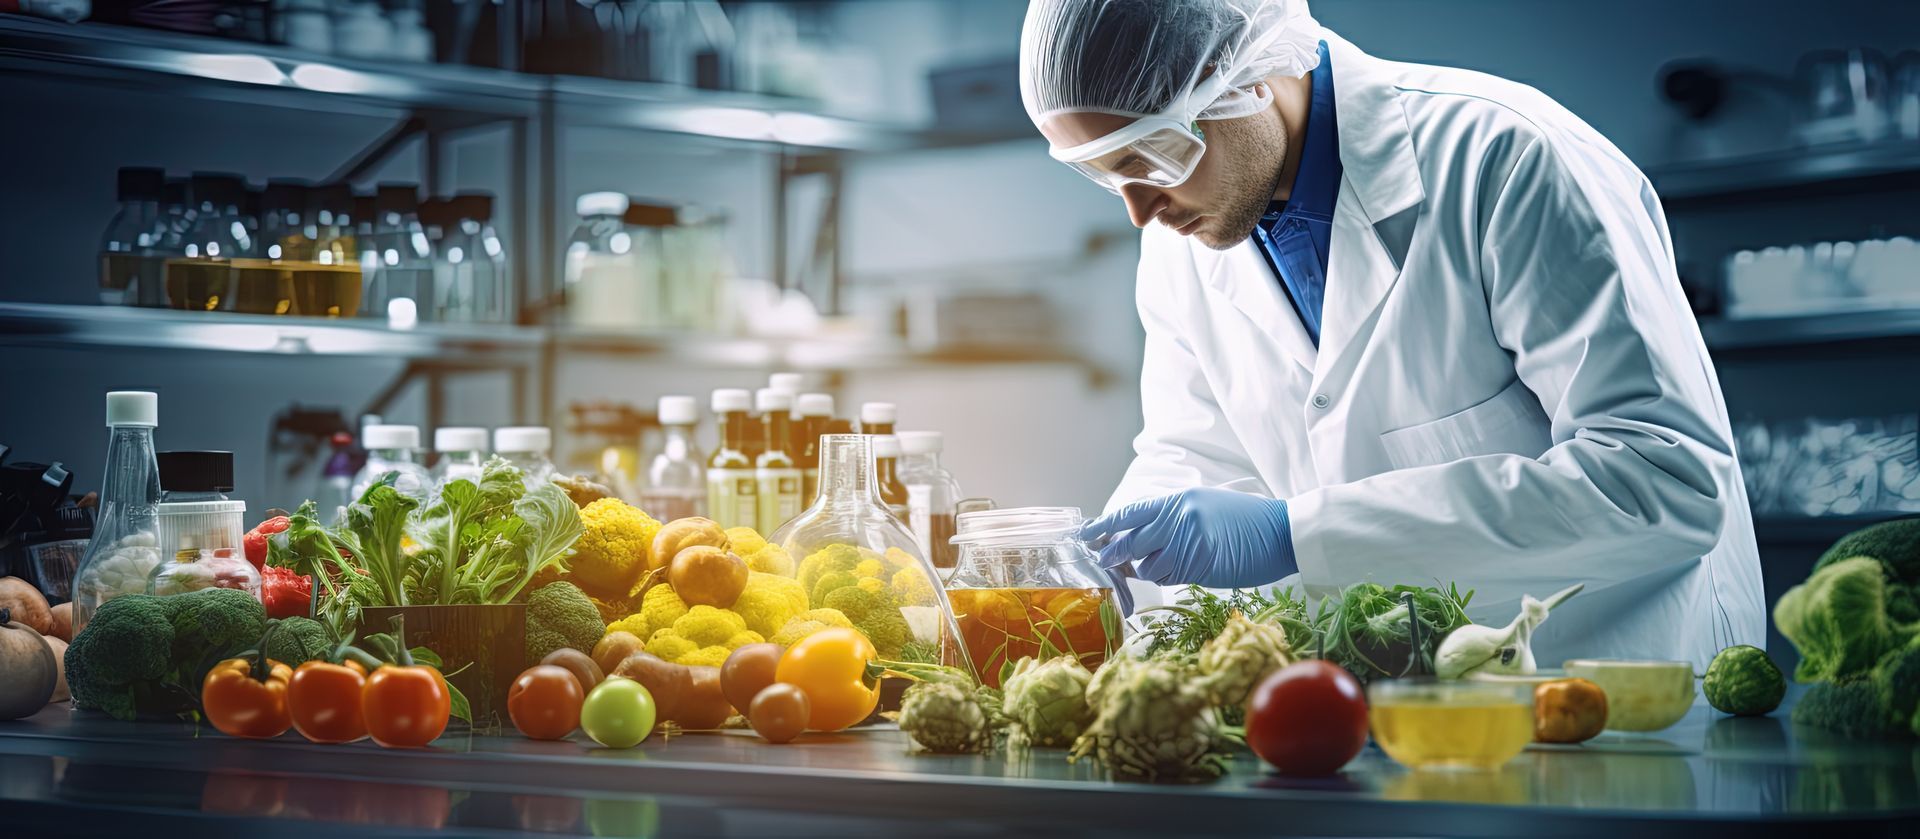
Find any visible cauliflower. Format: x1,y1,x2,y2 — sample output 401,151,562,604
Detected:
668,605,749,647
743,543,795,577
678,646,734,668
645,606,768,667
856,577,886,596
726,527,768,556
726,631,767,648
855,558,885,579
570,499,661,598
823,585,911,658
731,572,808,637
646,631,699,663
892,567,934,606
797,544,878,598
771,608,854,646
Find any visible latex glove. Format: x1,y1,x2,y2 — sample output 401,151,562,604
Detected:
1080,488,1296,590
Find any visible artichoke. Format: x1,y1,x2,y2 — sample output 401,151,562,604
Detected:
1071,657,1232,782
1195,613,1294,708
1002,655,1096,748
899,682,994,754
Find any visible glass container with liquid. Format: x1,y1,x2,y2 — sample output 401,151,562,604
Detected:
944,507,1120,688
794,393,833,505
642,395,707,520
434,192,508,323
365,183,434,319
564,192,644,328
871,435,909,522
166,173,259,312
70,392,165,634
1368,678,1536,771
291,183,364,317
754,388,803,535
99,167,167,307
706,389,759,530
897,431,961,571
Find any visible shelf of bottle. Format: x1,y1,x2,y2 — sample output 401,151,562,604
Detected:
1697,306,1920,351
1649,140,1920,207
1750,513,1909,544
552,327,1106,375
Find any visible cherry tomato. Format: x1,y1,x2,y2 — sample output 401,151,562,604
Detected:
721,643,784,714
773,628,878,731
1246,660,1368,776
362,663,451,748
288,659,368,744
748,683,810,744
202,657,293,739
580,676,657,749
508,664,584,740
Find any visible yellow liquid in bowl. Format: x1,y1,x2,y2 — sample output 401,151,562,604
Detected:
1371,701,1535,770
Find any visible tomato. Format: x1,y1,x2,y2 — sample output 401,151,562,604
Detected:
580,676,657,748
748,683,809,744
289,659,368,744
202,656,293,739
720,643,783,714
362,664,451,748
1246,660,1369,776
508,665,584,740
773,628,878,732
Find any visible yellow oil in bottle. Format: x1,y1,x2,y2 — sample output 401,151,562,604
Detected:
100,253,163,305
229,258,294,315
289,261,363,317
1370,700,1535,770
948,587,1120,688
164,258,233,311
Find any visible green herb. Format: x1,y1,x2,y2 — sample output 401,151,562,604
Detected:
1314,581,1473,684
1140,586,1310,659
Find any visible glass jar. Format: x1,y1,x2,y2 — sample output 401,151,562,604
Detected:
70,391,164,633
149,500,260,599
944,507,1121,689
770,434,968,674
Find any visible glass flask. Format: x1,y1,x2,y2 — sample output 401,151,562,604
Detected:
944,507,1122,689
70,391,165,634
149,499,260,599
769,434,970,676
563,191,644,329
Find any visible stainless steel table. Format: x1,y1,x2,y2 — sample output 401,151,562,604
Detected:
0,694,1914,837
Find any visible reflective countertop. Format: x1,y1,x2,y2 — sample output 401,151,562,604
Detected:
0,692,1914,837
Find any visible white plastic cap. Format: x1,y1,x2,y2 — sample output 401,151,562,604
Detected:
796,393,835,418
871,435,902,458
434,427,488,452
576,191,629,218
712,388,752,413
658,395,698,425
860,402,897,426
494,426,551,453
897,431,943,455
756,388,793,413
105,391,159,427
767,373,804,394
364,424,420,450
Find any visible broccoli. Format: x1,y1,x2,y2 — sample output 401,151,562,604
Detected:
1872,639,1920,736
264,617,333,665
1773,557,1918,683
1816,518,1920,624
527,581,607,665
1791,679,1908,739
66,589,268,721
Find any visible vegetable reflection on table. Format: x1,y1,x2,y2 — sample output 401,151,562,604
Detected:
200,770,454,829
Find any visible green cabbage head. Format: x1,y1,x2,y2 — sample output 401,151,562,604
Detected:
1774,557,1917,683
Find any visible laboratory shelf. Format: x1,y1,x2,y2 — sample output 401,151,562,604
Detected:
1697,307,1920,351
0,301,546,361
1749,514,1906,544
1650,140,1920,207
552,326,1103,373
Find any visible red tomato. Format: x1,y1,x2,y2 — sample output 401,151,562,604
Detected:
1246,660,1369,776
362,664,451,748
508,665,585,740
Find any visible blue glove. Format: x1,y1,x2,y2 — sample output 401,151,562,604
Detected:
1080,488,1296,590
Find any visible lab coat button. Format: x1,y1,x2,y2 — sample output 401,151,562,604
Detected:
1311,393,1331,409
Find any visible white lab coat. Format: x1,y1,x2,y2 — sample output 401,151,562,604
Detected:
1108,32,1766,670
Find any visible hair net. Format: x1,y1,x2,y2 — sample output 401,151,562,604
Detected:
1019,0,1322,131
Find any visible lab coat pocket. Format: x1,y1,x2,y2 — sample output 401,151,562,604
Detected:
1378,378,1552,471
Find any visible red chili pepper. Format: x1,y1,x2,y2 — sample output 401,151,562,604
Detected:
261,566,314,619
245,516,291,569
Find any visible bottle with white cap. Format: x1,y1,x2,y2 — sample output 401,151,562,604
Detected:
896,431,964,570
353,424,433,503
71,391,166,633
494,426,557,491
641,396,706,521
706,388,760,530
564,191,649,328
870,434,910,522
766,373,804,401
794,393,834,504
754,389,804,534
856,401,896,436
432,426,490,488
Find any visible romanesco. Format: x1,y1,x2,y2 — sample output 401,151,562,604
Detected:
856,577,886,596
891,567,934,606
570,499,661,598
730,572,808,637
823,585,911,658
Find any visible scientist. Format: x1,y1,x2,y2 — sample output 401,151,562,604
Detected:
1024,0,1764,666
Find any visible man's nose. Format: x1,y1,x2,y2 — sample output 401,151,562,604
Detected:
1121,186,1166,229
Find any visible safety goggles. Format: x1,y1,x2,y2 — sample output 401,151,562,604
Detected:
1046,72,1254,194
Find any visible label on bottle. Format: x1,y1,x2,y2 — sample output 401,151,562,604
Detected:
756,467,803,535
908,484,933,558
706,469,759,530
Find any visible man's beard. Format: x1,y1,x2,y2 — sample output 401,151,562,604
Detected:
1192,116,1290,251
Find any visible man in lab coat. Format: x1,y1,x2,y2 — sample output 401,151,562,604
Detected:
1023,0,1765,667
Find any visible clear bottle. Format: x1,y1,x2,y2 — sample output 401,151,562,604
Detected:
366,183,435,320
706,388,759,530
150,178,195,308
768,434,968,671
318,430,357,525
434,192,509,323
642,395,707,521
896,431,962,572
432,427,489,488
352,424,433,503
794,393,834,506
871,435,910,522
292,183,364,318
156,450,235,502
494,426,557,491
945,507,1120,688
166,173,255,313
99,166,167,307
70,392,165,634
754,388,804,535
564,192,645,329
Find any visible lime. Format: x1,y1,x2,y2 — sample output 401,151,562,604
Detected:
1703,645,1786,716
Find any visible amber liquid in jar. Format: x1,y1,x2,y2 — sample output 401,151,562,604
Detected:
948,586,1120,688
230,258,295,315
290,262,364,317
927,512,958,570
164,258,233,310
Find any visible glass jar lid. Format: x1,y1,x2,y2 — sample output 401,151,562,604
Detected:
950,506,1084,547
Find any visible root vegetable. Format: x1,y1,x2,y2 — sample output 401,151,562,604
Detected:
542,648,605,693
676,666,733,729
613,651,691,723
592,631,645,675
0,578,52,636
650,518,729,573
669,546,749,609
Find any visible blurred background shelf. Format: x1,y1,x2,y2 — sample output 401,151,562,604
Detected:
1698,307,1920,351
1651,140,1920,208
0,301,545,360
1750,514,1911,544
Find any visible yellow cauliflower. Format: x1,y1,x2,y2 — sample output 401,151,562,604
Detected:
743,543,795,577
770,608,854,647
569,499,661,597
731,572,808,637
678,646,734,668
606,584,689,640
725,630,767,648
854,558,885,579
797,544,877,597
891,566,934,606
605,613,649,641
726,527,768,556
856,577,886,595
668,605,748,647
645,631,699,663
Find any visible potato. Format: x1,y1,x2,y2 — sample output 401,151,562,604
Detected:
0,578,52,636
591,631,645,675
649,518,728,572
676,666,733,730
668,546,748,609
48,603,72,642
44,637,68,703
542,647,605,693
721,643,784,715
613,651,691,723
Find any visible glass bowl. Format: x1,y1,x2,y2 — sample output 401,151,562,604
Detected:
1368,678,1536,771
1564,659,1696,732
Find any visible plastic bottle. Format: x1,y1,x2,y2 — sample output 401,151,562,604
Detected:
295,183,363,318
871,435,910,522
156,451,235,502
99,166,167,307
318,430,357,524
495,427,557,491
70,391,164,634
432,427,489,488
641,395,706,521
896,431,963,571
352,424,432,503
706,389,759,530
794,393,833,506
366,183,435,319
754,388,803,535
564,192,646,328
435,192,509,323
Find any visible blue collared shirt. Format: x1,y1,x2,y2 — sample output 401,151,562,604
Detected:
1252,40,1340,346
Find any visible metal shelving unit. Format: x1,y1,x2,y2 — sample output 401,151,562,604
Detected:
1698,307,1920,351
1649,140,1920,208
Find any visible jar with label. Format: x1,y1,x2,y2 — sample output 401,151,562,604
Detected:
896,431,961,572
706,389,759,530
945,507,1121,688
754,388,803,535
769,434,969,672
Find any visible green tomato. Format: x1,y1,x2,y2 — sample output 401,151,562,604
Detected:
1703,644,1786,717
581,676,657,748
